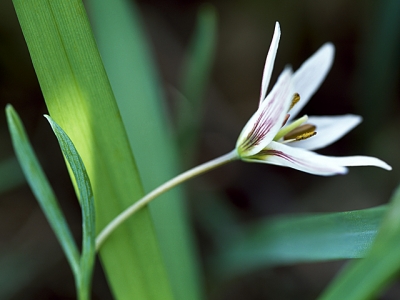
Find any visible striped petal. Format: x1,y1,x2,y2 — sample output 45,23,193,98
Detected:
259,22,281,106
245,141,391,176
290,114,362,150
237,68,294,157
289,43,335,119
246,141,347,176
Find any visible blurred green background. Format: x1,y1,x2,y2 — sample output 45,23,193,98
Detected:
0,0,399,299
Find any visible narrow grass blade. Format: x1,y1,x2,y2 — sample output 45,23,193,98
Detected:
45,115,95,299
12,1,174,298
87,0,203,299
178,4,217,160
5,104,80,277
319,186,400,300
212,206,385,280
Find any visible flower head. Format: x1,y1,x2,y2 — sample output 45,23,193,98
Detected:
236,22,391,176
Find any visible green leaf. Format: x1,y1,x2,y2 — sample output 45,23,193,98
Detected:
5,104,80,278
212,206,386,280
319,186,400,300
87,1,203,299
178,4,217,161
45,115,95,299
12,1,174,299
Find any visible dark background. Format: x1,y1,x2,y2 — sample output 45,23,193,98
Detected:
0,0,399,299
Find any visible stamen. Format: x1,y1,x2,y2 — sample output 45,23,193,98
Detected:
281,114,290,127
284,124,316,140
295,131,317,140
274,115,308,141
289,93,300,111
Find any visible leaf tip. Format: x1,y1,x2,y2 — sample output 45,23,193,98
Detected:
5,103,15,116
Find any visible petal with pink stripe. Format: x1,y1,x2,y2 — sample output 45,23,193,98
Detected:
237,68,294,157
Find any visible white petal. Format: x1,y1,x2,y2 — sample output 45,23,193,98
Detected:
244,141,392,175
289,43,335,119
236,68,294,157
327,155,392,170
259,22,281,106
245,141,348,176
290,114,362,150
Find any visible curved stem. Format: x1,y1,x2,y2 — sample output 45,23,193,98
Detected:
96,149,239,251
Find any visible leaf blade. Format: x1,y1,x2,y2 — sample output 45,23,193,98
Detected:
5,104,80,277
87,0,204,299
212,206,385,279
319,186,400,300
12,0,174,298
45,115,96,299
178,4,218,160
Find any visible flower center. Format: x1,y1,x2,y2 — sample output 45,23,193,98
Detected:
274,93,317,143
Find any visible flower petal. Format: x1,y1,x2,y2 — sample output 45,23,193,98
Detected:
290,114,362,150
244,141,391,175
245,141,348,176
327,155,392,171
289,43,335,119
259,22,281,106
236,68,294,157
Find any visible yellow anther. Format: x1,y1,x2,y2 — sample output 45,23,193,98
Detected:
289,93,300,111
284,124,316,140
274,114,308,141
295,131,317,141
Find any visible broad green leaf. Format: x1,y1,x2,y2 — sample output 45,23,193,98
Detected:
5,105,80,278
87,0,203,299
12,1,173,299
212,206,386,280
45,115,95,299
178,4,217,161
319,186,400,300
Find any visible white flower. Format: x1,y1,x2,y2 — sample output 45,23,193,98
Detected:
235,22,391,176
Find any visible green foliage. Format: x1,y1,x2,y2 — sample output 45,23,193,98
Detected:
178,4,218,159
212,206,386,280
6,103,79,277
8,0,399,299
6,105,95,299
45,115,96,300
12,0,173,299
87,0,205,299
319,186,400,299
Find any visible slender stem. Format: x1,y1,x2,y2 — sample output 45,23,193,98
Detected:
95,149,239,250
76,274,89,300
